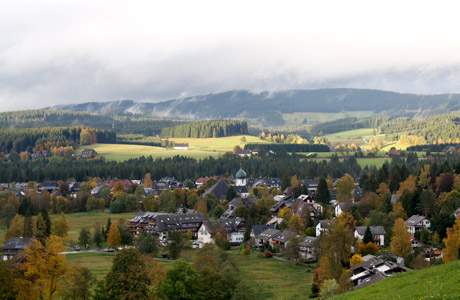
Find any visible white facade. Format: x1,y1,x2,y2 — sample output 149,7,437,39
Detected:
354,231,385,246
197,224,214,245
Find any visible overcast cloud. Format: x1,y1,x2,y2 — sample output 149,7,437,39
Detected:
1,0,460,111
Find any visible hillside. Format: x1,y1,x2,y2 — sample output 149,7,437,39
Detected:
332,261,460,300
46,89,460,120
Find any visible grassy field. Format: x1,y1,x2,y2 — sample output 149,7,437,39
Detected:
66,252,115,279
67,249,313,300
332,260,460,300
50,211,138,243
228,250,313,299
77,135,267,161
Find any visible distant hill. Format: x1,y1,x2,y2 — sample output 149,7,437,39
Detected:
46,89,460,119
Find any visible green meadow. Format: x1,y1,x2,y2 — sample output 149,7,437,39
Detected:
67,248,313,300
332,260,460,300
77,135,268,161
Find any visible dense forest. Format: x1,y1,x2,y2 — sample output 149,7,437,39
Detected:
381,114,460,144
160,120,248,138
309,116,391,135
0,152,364,182
0,127,116,153
0,110,189,135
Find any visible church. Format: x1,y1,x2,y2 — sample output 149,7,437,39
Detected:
233,167,249,198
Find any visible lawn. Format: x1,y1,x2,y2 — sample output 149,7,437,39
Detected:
66,248,313,300
0,225,5,248
332,260,460,300
228,250,313,300
168,135,268,152
50,211,138,243
77,143,221,161
77,135,268,161
66,252,115,280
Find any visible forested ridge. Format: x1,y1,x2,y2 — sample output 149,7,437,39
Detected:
46,89,460,118
160,120,248,138
381,114,460,144
0,110,189,135
0,127,115,153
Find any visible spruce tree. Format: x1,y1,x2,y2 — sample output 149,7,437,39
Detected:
316,178,331,205
363,226,373,244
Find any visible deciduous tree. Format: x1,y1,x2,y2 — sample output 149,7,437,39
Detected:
4,214,23,242
15,235,68,300
336,174,355,202
158,258,200,300
350,254,363,267
107,223,121,248
442,228,459,263
60,265,95,300
53,213,69,238
390,218,412,258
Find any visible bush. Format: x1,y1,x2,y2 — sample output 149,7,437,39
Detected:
242,246,251,255
264,250,273,258
223,240,231,251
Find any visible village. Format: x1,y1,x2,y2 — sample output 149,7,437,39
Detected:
3,162,455,295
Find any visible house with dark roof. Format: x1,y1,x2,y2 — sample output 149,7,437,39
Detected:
39,181,59,192
204,180,229,199
81,148,97,158
292,195,324,221
128,212,207,240
270,230,297,247
299,236,318,260
236,149,253,157
2,237,33,261
354,226,386,246
405,215,431,236
316,220,334,237
250,225,272,243
221,198,257,219
256,228,281,247
173,143,189,150
350,257,408,289
196,217,246,246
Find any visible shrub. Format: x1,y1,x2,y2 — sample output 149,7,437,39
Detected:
264,250,273,258
242,246,251,255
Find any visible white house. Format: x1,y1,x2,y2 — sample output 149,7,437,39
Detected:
354,226,386,246
197,220,215,245
173,143,189,150
316,220,331,237
405,215,431,236
299,236,318,260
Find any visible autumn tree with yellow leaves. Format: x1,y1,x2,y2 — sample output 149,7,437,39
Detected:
107,222,121,248
15,235,68,300
390,218,412,258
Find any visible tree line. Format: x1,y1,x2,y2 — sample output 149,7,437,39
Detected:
0,151,365,183
0,127,116,154
160,120,248,138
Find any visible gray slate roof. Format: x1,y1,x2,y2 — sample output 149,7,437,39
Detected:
204,180,229,199
299,236,317,247
356,226,386,235
2,237,33,251
406,215,427,226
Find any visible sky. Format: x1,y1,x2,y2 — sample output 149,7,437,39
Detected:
1,0,460,111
